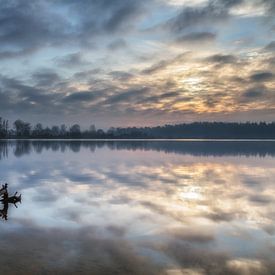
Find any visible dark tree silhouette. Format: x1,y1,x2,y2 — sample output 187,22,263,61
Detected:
14,119,31,137
1,116,275,139
0,117,8,138
69,124,81,138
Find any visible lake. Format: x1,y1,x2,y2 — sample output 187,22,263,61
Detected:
0,140,275,274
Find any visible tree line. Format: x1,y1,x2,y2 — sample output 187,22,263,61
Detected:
1,117,275,139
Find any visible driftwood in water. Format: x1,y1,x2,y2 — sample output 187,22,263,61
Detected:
1,191,21,205
0,183,8,195
0,184,22,220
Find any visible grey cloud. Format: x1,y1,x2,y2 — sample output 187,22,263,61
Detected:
55,52,91,67
230,76,246,83
249,194,273,204
166,0,243,33
250,71,274,82
109,71,134,81
106,225,126,237
62,0,151,37
0,48,38,60
107,38,127,50
137,91,181,104
63,91,99,103
142,52,189,74
0,75,56,105
220,0,244,7
206,211,237,222
260,0,275,14
264,41,275,52
142,60,170,74
73,69,103,80
175,32,216,44
108,195,133,205
203,92,227,108
0,1,70,58
103,87,149,105
0,72,157,119
205,54,237,64
0,89,13,111
103,2,143,32
0,0,149,60
20,88,55,104
32,71,60,87
242,86,267,98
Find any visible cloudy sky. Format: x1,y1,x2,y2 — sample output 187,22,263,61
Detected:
0,0,274,128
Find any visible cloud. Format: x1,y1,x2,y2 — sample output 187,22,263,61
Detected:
0,48,38,60
175,32,216,44
205,54,237,64
165,0,243,32
55,52,91,67
62,91,100,103
250,71,273,82
0,0,148,60
249,194,273,204
264,41,275,52
0,0,70,58
137,91,181,104
141,53,189,74
61,0,152,38
109,71,134,81
73,69,103,80
242,86,267,98
0,0,273,125
0,75,57,110
32,70,61,87
260,0,275,14
107,38,128,50
103,87,149,105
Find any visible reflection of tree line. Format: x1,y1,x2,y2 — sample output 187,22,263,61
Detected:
1,140,275,157
0,141,8,160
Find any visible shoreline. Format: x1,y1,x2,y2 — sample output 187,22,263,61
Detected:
1,138,275,142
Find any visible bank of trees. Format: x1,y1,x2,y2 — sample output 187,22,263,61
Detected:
10,120,97,139
1,117,275,139
0,117,8,138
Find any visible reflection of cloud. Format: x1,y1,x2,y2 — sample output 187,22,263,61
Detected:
226,259,269,274
0,225,160,275
1,142,275,273
167,227,214,243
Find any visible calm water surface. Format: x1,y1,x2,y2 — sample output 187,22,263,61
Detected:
0,140,275,274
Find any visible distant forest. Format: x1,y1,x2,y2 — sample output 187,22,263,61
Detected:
1,117,275,139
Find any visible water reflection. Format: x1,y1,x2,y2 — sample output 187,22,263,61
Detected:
0,140,275,274
1,140,275,158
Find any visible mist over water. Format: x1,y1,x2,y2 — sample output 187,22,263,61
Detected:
0,141,275,274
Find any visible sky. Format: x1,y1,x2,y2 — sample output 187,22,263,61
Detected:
0,0,274,128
